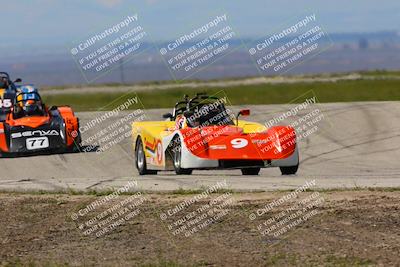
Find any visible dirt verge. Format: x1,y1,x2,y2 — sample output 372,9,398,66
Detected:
0,190,399,266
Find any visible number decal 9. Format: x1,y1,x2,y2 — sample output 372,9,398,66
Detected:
231,138,248,149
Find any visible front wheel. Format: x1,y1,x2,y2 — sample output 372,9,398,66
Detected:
67,132,82,153
135,138,157,175
172,137,192,175
280,164,299,175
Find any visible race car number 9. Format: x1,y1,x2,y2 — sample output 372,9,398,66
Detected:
0,99,12,108
231,138,248,149
26,137,49,150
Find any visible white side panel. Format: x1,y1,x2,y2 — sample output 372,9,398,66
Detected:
180,140,219,169
155,131,298,169
163,131,219,169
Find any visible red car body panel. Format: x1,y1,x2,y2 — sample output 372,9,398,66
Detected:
180,125,296,160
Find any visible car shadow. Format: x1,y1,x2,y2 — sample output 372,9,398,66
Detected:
0,144,100,158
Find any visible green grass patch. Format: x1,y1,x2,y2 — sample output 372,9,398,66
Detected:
358,69,400,77
323,255,374,266
43,78,400,111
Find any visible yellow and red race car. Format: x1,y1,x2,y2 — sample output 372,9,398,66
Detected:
0,83,81,157
132,93,299,175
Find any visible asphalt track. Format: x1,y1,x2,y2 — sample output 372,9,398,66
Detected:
0,101,399,192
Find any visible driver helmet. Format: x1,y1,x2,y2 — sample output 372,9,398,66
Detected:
16,87,43,116
0,77,8,89
22,99,43,115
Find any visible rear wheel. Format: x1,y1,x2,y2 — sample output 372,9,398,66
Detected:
241,168,260,175
280,164,299,175
135,138,157,175
172,137,192,175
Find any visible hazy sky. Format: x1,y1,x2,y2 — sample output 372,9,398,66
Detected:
2,0,400,45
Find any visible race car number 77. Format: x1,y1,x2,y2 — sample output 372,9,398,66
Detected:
26,137,49,150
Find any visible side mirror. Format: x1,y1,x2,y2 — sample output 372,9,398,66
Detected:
236,109,250,125
239,109,250,116
162,113,173,119
14,78,22,83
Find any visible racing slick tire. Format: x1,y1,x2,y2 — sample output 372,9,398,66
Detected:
135,137,157,175
171,136,192,175
280,164,299,175
66,131,82,153
241,168,260,175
